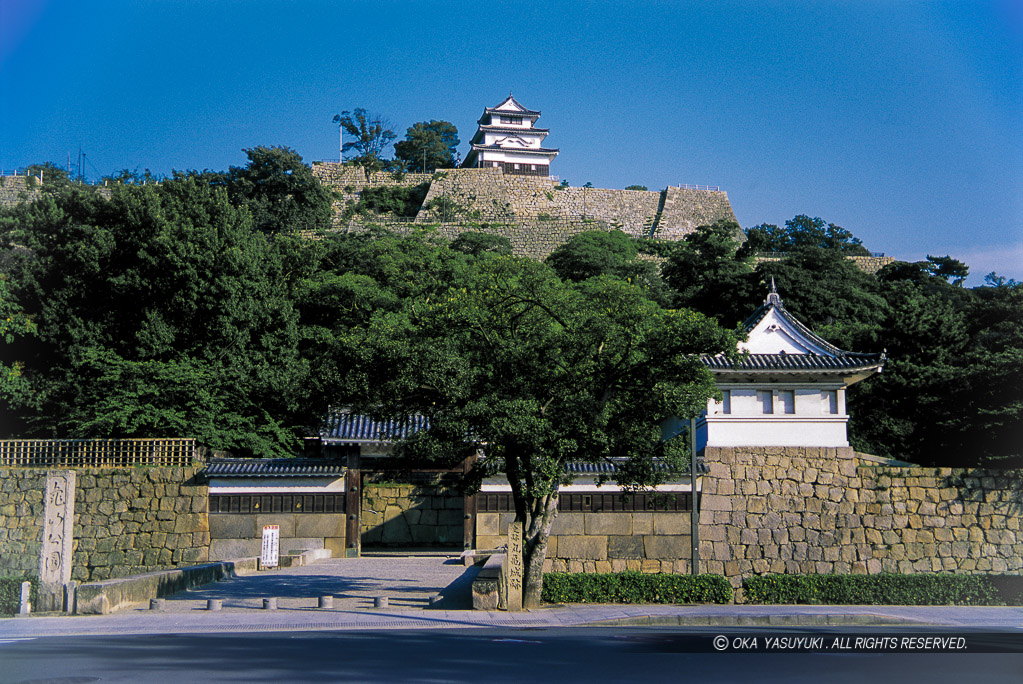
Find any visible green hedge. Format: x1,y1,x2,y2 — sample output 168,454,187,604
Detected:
542,572,732,605
743,574,1023,606
0,576,38,615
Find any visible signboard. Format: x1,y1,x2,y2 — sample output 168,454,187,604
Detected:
506,521,523,611
260,525,280,569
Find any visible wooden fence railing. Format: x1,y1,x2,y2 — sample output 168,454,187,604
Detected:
0,438,202,467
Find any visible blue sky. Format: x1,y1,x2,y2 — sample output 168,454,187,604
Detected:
2,0,1020,284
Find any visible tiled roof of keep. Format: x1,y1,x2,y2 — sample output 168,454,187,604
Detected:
205,458,346,477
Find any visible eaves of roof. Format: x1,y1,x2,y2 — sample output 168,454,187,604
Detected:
204,458,347,477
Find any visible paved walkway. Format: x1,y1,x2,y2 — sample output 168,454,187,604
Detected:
2,556,1022,638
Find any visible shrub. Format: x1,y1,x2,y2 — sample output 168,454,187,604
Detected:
542,572,732,605
356,183,429,217
0,576,38,615
743,574,1023,606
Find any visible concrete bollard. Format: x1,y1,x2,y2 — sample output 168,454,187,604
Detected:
318,595,334,609
207,599,222,611
64,580,77,614
374,596,388,608
150,598,165,611
18,581,31,616
263,597,278,610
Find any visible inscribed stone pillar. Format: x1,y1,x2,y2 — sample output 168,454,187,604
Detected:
38,470,75,611
506,521,523,611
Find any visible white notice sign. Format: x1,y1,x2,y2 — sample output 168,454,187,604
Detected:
261,525,280,569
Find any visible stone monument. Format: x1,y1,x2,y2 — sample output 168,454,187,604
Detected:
38,470,75,611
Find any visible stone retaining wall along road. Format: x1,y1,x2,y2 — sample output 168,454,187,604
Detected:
0,467,209,583
699,446,1023,588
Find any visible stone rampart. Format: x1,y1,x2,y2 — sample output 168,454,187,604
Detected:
0,176,42,208
313,165,738,259
361,484,463,548
0,467,209,582
847,255,896,274
477,510,694,575
699,447,1022,588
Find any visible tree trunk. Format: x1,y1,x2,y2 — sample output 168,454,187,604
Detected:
521,492,559,609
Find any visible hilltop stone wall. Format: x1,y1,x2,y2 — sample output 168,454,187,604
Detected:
0,176,42,208
313,165,738,259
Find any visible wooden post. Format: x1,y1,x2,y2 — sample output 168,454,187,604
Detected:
690,417,700,576
345,449,361,558
462,453,477,566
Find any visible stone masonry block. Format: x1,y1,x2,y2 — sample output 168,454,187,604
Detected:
644,535,691,560
550,513,584,536
608,535,645,559
557,535,607,560
584,513,631,536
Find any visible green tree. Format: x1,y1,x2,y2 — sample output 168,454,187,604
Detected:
450,232,513,256
745,215,871,255
925,254,970,287
393,120,460,172
345,252,737,607
546,230,668,304
226,146,333,234
849,265,1022,465
661,219,759,326
0,179,307,454
0,275,37,429
24,162,71,188
333,108,397,171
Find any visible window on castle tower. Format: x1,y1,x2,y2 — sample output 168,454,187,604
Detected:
757,390,774,414
822,390,839,414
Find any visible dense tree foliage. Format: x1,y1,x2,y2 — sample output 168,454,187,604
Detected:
225,146,334,234
2,155,1018,475
393,120,460,172
546,230,669,305
0,180,309,454
339,249,736,606
745,215,871,255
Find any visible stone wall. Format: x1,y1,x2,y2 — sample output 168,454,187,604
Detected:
847,255,896,274
209,511,346,560
0,467,209,582
312,165,739,260
0,470,48,576
361,484,462,547
0,176,42,208
699,447,1023,589
476,510,694,575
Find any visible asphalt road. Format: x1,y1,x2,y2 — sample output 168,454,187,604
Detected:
2,627,1021,684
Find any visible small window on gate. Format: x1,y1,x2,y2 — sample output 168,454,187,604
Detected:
822,390,838,414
